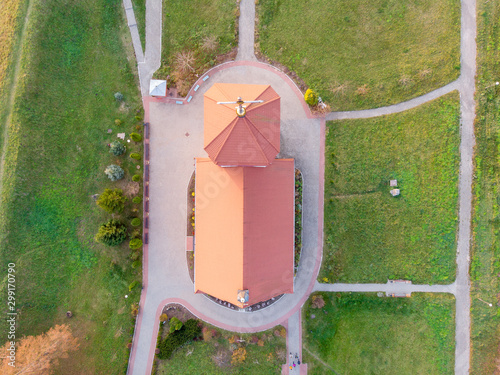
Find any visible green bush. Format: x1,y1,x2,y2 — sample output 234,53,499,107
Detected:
135,115,142,122
109,140,126,156
129,280,140,291
114,92,124,101
158,319,201,360
131,260,141,269
129,238,143,250
169,317,183,333
131,218,141,227
132,196,142,204
130,133,142,142
130,153,141,161
304,88,319,106
132,174,142,182
114,118,122,126
130,250,141,261
104,164,125,181
95,220,127,246
96,188,127,213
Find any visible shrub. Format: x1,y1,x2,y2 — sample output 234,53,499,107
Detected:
96,188,127,213
130,250,141,261
129,280,140,291
130,133,142,142
157,319,201,360
114,119,123,126
131,260,141,269
132,174,142,182
132,196,142,204
129,238,143,250
95,220,127,246
131,303,139,317
109,140,126,156
130,153,141,160
114,92,124,101
160,313,169,322
231,347,247,365
311,294,325,309
105,164,124,181
169,317,183,333
304,88,319,106
131,218,141,227
135,115,142,121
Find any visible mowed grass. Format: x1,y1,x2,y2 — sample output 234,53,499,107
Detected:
155,324,286,375
303,293,455,375
157,0,237,95
131,0,145,49
257,0,461,110
470,1,500,373
0,0,143,373
321,93,460,284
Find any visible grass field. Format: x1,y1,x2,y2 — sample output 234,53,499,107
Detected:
257,0,461,111
320,93,460,284
155,322,286,374
131,0,145,49
470,0,500,373
303,293,455,374
0,0,143,373
156,0,237,96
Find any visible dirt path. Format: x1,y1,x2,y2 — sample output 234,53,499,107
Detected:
0,0,34,215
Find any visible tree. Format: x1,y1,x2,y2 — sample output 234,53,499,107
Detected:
104,164,124,181
304,88,319,106
95,219,127,246
96,188,127,213
109,140,126,156
0,324,79,375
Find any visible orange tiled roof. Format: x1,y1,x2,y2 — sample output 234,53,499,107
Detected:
204,83,281,167
194,158,295,307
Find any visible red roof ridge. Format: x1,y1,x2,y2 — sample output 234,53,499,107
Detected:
243,115,279,158
245,95,280,113
241,117,274,165
206,117,238,162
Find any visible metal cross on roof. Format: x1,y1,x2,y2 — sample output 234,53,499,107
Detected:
216,97,264,117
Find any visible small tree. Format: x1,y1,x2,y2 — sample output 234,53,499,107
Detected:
132,196,142,204
96,188,127,213
95,220,127,246
109,141,126,156
105,164,124,181
131,218,141,226
114,92,124,101
304,88,319,106
129,238,143,250
130,132,142,142
132,174,142,182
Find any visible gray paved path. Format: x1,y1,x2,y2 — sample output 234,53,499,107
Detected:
453,0,477,373
236,0,257,61
327,80,460,121
123,0,144,63
315,281,457,295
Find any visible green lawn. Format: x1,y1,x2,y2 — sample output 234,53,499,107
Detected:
0,0,143,373
257,0,461,110
131,0,145,49
303,293,455,375
321,93,460,284
156,0,237,96
155,322,286,374
470,0,500,373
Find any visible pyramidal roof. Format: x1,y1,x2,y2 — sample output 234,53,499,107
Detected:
204,83,281,166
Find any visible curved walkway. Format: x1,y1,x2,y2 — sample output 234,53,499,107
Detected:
124,0,476,373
